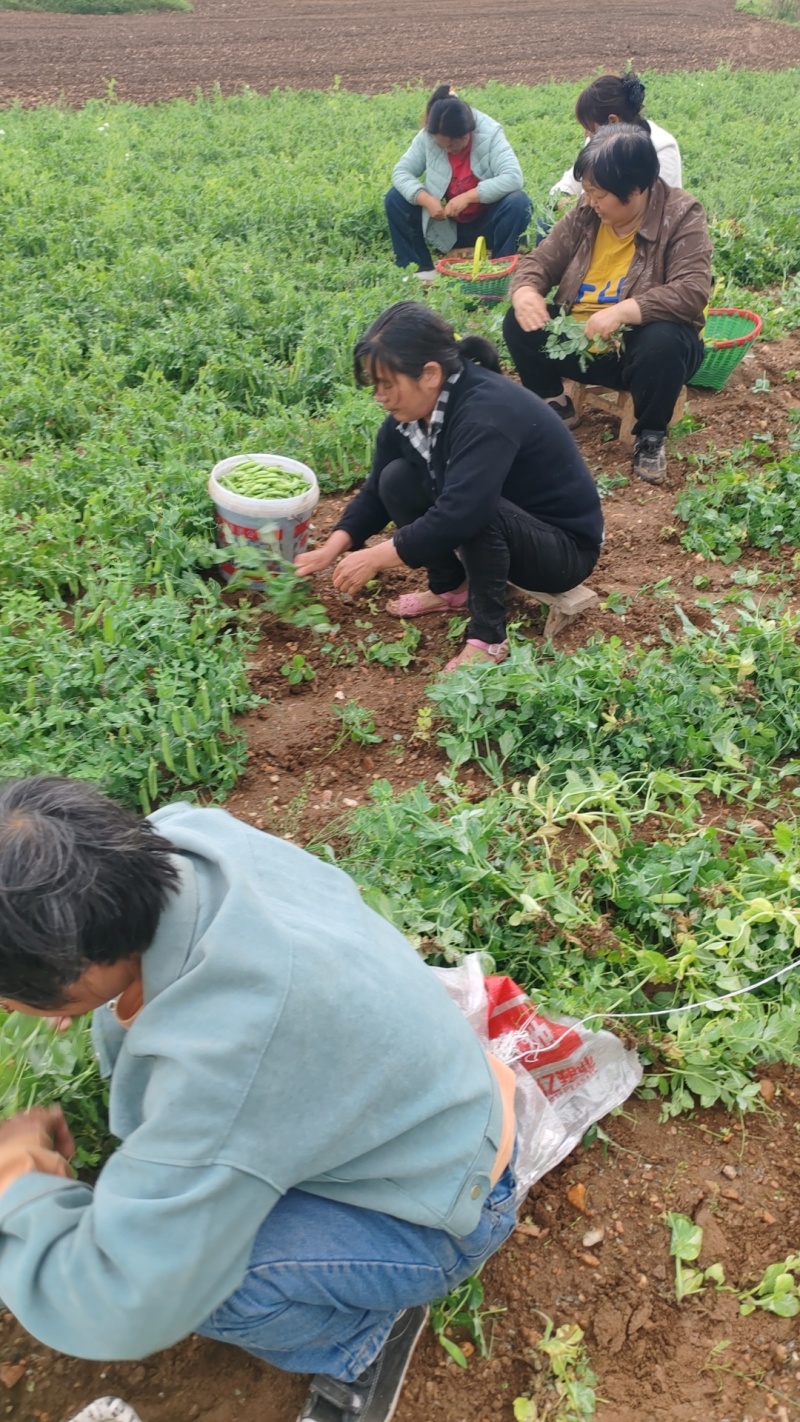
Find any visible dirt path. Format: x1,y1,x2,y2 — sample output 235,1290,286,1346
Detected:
1,0,800,108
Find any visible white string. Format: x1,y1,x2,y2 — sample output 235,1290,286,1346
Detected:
572,958,800,1030
492,959,800,1069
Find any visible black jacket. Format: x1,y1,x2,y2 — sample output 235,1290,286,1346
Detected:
334,361,604,568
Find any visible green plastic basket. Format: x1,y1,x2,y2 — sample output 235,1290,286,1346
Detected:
688,307,763,391
435,251,518,305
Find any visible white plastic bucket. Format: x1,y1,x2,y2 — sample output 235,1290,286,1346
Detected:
208,453,320,585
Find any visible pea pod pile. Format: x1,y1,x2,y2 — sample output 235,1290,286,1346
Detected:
221,459,310,500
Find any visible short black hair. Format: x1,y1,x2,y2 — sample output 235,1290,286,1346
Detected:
425,94,476,140
0,776,180,1009
353,302,500,387
575,72,647,130
573,123,659,202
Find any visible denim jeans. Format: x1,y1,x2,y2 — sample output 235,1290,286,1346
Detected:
384,186,532,270
380,459,599,644
197,1161,518,1382
503,303,705,436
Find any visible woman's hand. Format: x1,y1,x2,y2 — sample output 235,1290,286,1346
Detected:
584,299,642,340
443,190,479,219
511,285,550,332
294,529,352,577
332,539,403,596
294,547,336,577
418,192,446,220
0,1105,75,1163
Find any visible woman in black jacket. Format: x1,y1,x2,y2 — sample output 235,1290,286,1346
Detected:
295,302,603,671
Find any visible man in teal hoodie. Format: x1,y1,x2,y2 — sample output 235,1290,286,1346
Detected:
0,777,517,1422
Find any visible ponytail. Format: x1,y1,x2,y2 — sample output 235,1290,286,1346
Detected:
575,72,648,130
457,335,501,373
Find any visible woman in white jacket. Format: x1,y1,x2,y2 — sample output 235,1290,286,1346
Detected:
386,85,532,280
551,72,681,203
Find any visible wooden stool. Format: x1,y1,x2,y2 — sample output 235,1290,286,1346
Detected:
511,582,599,638
565,382,687,448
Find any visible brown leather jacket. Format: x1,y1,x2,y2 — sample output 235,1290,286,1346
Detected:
511,179,712,333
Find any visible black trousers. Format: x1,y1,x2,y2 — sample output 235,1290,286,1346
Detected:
380,459,600,645
502,304,705,437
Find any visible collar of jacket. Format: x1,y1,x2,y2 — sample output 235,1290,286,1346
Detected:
140,854,200,1002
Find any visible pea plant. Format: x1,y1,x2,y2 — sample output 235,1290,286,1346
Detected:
331,701,383,749
543,310,628,372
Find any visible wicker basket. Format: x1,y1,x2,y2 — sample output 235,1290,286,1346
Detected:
436,236,518,305
688,307,763,391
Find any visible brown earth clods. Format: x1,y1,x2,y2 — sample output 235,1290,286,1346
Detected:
1,0,800,108
2,6,800,1421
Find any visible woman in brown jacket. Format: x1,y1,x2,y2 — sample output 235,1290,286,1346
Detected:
503,124,711,484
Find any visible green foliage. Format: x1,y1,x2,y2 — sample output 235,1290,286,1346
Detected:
667,1212,725,1301
515,1320,597,1422
675,437,800,562
735,0,800,23
739,1256,800,1316
430,1274,504,1368
333,603,800,1114
0,1014,110,1170
280,653,315,685
332,701,382,749
247,558,332,631
428,603,800,784
1,71,799,1135
361,623,421,667
544,311,627,373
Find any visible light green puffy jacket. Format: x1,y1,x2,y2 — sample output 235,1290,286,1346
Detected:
391,108,525,252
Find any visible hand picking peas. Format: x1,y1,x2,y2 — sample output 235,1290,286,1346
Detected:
222,459,309,500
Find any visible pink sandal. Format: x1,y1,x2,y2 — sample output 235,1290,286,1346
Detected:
444,639,509,673
386,587,468,618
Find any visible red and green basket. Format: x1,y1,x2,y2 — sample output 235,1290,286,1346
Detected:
689,307,763,391
436,235,518,305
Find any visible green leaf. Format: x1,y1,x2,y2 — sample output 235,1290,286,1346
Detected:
438,1335,469,1368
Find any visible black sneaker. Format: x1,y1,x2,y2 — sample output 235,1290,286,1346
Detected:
633,430,667,484
546,395,581,430
297,1306,429,1422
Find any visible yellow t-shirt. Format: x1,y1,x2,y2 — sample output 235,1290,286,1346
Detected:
573,224,637,321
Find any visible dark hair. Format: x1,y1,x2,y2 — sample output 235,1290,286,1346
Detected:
425,89,476,139
0,776,180,1008
573,123,659,202
575,72,649,131
423,84,455,122
354,302,500,387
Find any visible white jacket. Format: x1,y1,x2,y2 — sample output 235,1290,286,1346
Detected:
551,120,682,197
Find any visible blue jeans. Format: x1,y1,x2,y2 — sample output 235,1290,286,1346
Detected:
384,186,532,270
198,1162,518,1381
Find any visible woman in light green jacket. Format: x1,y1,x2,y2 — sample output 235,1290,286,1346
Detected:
386,85,532,280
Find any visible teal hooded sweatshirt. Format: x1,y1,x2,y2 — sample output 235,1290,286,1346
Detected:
0,805,503,1360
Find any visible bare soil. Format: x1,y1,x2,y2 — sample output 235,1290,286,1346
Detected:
1,0,800,108
2,336,800,1422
